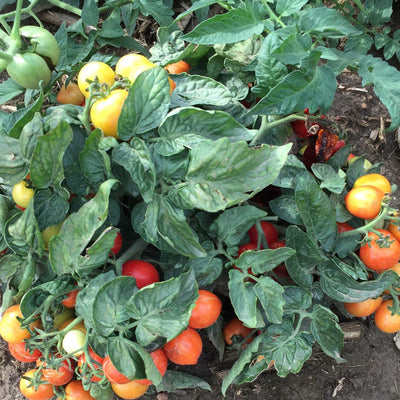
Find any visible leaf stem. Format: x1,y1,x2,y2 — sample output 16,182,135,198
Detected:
260,0,286,28
113,238,149,275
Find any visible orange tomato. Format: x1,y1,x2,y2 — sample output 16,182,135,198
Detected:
57,81,85,105
189,290,222,329
111,379,149,399
344,297,383,317
344,185,385,219
102,355,131,384
38,356,75,386
19,369,54,400
135,348,168,385
8,342,42,363
353,173,391,194
388,216,400,242
223,317,253,346
374,299,400,333
164,60,191,74
77,347,104,382
64,380,95,400
62,289,80,308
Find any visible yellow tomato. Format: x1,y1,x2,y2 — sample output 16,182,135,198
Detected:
77,61,116,98
12,180,34,208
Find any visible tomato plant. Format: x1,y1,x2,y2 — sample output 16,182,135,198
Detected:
39,356,75,386
344,185,385,219
163,327,203,365
121,260,160,288
189,289,222,329
77,347,104,382
19,369,54,400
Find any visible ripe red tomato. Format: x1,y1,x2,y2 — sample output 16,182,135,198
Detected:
0,304,40,343
64,380,95,400
223,317,253,346
344,185,385,219
78,347,104,382
121,260,160,289
234,243,257,275
344,297,383,317
247,221,279,247
374,299,400,333
57,81,85,105
102,355,131,384
189,290,222,329
110,231,123,255
269,240,285,249
62,289,80,308
8,342,42,363
135,348,168,385
164,60,191,74
19,369,54,400
353,173,391,194
163,327,203,365
39,356,75,386
359,229,400,271
337,222,354,233
111,380,149,399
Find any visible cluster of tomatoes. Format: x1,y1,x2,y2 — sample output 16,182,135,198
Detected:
56,56,190,140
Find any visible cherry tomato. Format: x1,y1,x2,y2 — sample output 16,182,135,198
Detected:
77,61,115,98
90,89,128,139
374,299,400,333
189,290,222,329
62,329,86,356
223,317,253,346
57,81,85,105
344,185,385,219
344,297,383,317
12,180,34,209
38,356,75,386
135,348,168,385
359,229,400,271
164,60,191,74
163,327,203,365
337,222,354,233
247,221,279,247
64,380,95,400
19,369,54,400
102,354,131,384
121,260,160,289
8,342,42,363
78,347,104,382
111,380,149,399
110,231,123,255
353,173,391,194
62,289,80,308
0,304,40,343
115,53,154,79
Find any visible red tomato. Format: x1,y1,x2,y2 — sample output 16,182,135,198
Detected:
56,81,85,105
247,221,279,247
62,289,80,308
345,185,385,219
64,380,95,400
78,347,104,382
223,317,253,346
121,260,160,289
110,231,123,255
269,240,285,249
234,243,257,275
337,222,354,233
135,348,168,385
39,356,75,386
189,290,222,329
19,369,54,400
102,355,131,384
163,327,203,365
8,342,42,363
359,229,400,271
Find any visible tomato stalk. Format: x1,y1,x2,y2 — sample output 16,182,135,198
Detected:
260,0,286,28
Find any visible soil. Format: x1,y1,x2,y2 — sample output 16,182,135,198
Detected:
2,6,400,400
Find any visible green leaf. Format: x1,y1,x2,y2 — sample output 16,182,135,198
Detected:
273,154,312,189
283,286,312,310
118,67,170,139
318,261,398,302
271,33,313,65
206,317,225,361
0,134,28,185
79,130,112,185
228,269,263,328
357,0,393,26
209,205,267,247
168,139,291,212
183,255,223,286
299,7,363,39
155,107,256,156
82,0,99,25
93,276,139,336
126,270,198,346
155,370,211,393
251,52,337,115
295,178,337,252
49,179,118,274
310,304,344,362
19,113,43,162
170,74,234,107
112,139,156,202
358,55,400,130
0,79,24,105
75,270,116,329
137,0,174,26
269,195,303,225
285,225,325,288
30,121,73,189
183,8,265,45
276,0,308,17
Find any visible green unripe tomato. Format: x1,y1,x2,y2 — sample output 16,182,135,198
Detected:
41,221,63,249
12,180,34,208
62,329,86,356
6,53,51,89
20,25,60,66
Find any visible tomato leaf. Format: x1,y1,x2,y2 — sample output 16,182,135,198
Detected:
126,270,198,346
276,0,308,17
310,304,345,362
319,261,398,302
285,225,326,288
118,66,170,139
19,113,44,162
155,370,211,393
269,195,303,225
311,163,346,194
283,286,313,310
112,138,156,202
155,107,256,156
168,139,291,212
206,316,225,362
93,276,139,336
0,79,24,105
49,179,119,274
272,154,312,189
0,134,28,185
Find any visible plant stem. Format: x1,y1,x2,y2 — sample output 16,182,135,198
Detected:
113,238,149,275
9,0,23,48
260,0,286,28
46,0,82,16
